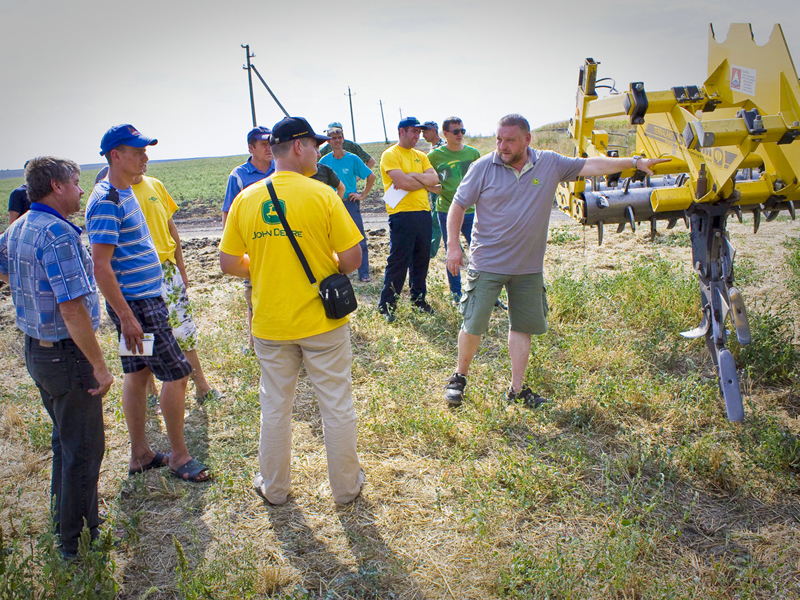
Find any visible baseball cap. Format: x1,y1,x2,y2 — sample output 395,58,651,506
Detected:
422,121,438,130
326,121,344,135
269,117,330,145
247,126,271,144
398,116,428,130
99,124,157,156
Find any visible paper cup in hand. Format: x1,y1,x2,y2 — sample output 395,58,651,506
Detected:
119,333,155,356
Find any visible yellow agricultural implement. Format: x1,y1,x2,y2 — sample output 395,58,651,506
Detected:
556,24,800,421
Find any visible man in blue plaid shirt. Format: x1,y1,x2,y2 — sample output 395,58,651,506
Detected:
0,156,114,558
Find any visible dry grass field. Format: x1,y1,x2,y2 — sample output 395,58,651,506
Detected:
1,126,799,598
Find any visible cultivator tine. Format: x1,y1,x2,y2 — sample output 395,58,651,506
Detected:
727,286,751,344
625,206,636,233
718,349,744,422
733,206,743,223
766,210,781,222
683,215,689,229
617,222,626,233
667,218,678,230
650,218,657,236
788,202,796,220
753,208,762,233
597,221,604,246
680,306,711,339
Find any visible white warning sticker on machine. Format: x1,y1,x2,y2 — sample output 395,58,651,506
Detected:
730,65,756,96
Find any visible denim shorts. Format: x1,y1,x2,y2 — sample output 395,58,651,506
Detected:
460,270,548,336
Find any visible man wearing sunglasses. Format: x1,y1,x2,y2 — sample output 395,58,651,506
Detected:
428,117,481,302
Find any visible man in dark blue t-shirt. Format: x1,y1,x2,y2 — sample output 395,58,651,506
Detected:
8,183,30,224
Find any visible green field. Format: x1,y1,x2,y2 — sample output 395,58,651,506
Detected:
1,124,799,599
0,121,633,229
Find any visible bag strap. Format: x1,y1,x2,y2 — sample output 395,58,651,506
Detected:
266,179,317,286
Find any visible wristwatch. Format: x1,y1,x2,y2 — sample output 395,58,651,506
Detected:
631,156,640,169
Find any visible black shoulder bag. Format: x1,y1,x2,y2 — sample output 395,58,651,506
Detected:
266,179,358,320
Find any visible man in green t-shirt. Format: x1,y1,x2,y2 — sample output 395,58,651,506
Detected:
428,117,481,300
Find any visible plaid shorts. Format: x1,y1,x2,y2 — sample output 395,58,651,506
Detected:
106,297,192,382
161,261,198,351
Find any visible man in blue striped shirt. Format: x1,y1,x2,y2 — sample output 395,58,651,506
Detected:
86,124,209,483
0,156,114,557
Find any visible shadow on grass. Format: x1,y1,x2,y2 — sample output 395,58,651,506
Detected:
265,495,429,598
112,401,214,595
336,498,430,599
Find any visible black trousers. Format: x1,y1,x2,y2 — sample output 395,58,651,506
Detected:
378,211,432,309
25,336,105,556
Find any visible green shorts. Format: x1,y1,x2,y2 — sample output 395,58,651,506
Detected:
460,270,548,336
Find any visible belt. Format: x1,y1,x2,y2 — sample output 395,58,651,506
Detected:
27,335,75,349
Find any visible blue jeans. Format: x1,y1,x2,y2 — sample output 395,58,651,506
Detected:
343,200,370,280
437,210,474,297
25,336,105,556
379,211,432,309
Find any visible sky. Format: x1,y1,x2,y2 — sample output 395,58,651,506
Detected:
1,0,798,171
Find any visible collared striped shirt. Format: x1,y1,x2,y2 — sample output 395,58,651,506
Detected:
0,209,101,341
223,158,275,212
85,180,163,300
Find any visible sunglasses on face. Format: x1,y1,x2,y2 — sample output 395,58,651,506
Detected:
447,128,466,135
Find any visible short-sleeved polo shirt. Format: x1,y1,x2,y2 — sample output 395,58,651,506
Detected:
85,180,163,300
0,206,101,341
454,148,585,275
223,158,275,212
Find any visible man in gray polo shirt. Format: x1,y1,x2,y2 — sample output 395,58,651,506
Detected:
443,114,668,408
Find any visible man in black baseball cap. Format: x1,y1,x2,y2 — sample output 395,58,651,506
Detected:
219,116,366,505
268,116,331,146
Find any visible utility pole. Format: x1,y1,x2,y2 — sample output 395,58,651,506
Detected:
241,44,257,127
399,107,403,120
345,87,356,142
249,64,290,118
379,100,389,143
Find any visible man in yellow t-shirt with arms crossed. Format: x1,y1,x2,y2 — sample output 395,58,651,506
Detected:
377,116,441,322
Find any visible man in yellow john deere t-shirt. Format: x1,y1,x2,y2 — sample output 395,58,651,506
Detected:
132,170,220,405
219,116,365,505
377,116,441,322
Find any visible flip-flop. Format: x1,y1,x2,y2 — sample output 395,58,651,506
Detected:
171,458,211,483
128,452,168,476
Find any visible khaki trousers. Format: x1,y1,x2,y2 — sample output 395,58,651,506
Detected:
253,324,364,504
